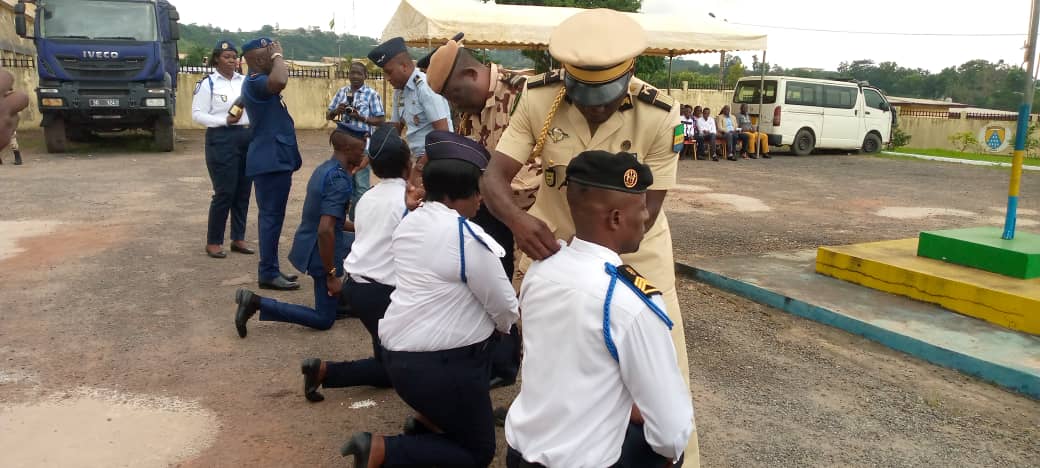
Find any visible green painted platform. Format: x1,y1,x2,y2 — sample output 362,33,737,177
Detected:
918,227,1040,279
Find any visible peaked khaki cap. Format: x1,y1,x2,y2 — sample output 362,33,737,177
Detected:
549,8,647,78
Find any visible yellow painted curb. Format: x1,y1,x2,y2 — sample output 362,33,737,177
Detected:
815,239,1040,335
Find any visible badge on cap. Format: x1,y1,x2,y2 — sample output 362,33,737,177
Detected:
623,168,638,189
260,38,269,47
221,42,229,50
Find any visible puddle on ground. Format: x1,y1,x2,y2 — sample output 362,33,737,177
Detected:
0,220,61,262
701,193,772,212
0,388,217,468
875,207,976,220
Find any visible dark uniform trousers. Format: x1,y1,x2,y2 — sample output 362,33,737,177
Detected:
471,204,521,384
257,274,339,330
253,170,293,282
506,423,682,468
384,337,496,467
322,278,393,388
204,126,253,245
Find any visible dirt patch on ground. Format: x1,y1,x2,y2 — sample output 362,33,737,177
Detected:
0,222,129,280
0,388,217,468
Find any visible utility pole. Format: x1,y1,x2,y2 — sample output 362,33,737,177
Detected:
1003,0,1040,239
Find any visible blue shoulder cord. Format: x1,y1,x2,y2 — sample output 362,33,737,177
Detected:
457,216,490,283
602,262,674,362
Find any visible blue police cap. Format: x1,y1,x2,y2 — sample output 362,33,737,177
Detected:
241,37,273,54
368,37,407,68
368,124,407,160
335,121,368,140
213,39,238,55
425,131,490,170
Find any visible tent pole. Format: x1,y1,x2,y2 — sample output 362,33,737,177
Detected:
667,53,674,96
758,49,766,157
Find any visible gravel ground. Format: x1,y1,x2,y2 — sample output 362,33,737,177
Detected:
0,131,1036,467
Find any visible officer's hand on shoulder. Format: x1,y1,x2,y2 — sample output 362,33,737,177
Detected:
511,211,559,261
405,183,425,211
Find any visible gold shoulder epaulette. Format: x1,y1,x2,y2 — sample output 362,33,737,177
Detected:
526,69,563,89
636,84,675,112
617,264,662,297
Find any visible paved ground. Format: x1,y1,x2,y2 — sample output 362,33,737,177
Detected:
0,130,1037,467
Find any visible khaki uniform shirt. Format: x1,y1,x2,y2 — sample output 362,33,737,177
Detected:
496,74,682,294
458,64,541,210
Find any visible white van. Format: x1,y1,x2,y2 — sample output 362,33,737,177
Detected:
732,76,894,155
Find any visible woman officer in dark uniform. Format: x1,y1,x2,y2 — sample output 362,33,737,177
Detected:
191,39,254,258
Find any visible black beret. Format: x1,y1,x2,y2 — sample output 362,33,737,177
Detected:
368,37,407,68
368,124,407,160
566,150,653,194
425,130,490,170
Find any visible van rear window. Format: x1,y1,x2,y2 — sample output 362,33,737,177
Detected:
734,80,777,104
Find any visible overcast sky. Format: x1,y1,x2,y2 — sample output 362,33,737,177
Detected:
173,0,1035,72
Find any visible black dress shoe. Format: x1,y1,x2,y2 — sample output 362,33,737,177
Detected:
489,376,516,389
403,416,433,436
493,406,508,427
340,432,373,465
301,358,324,402
762,153,772,159
230,243,255,254
206,248,227,259
280,272,299,282
234,289,259,338
258,276,300,290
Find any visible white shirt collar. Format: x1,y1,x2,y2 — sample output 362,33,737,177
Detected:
569,237,623,266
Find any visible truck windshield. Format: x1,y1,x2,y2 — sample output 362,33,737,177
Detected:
40,0,158,41
734,80,777,105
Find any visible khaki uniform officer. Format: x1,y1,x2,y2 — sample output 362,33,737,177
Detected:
481,9,700,466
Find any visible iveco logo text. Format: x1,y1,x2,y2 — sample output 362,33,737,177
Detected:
82,51,119,59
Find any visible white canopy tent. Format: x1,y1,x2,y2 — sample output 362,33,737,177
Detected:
380,0,768,56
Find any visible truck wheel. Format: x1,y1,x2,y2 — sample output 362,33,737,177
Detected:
44,118,68,153
861,133,882,154
154,118,174,152
792,128,815,156
66,126,91,143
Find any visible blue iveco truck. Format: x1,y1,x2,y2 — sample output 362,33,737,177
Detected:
13,0,181,152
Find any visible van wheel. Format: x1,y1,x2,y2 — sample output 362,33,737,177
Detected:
792,129,814,156
44,117,68,153
861,133,882,154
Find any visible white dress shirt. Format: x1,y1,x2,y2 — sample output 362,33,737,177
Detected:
191,71,250,128
342,178,407,286
505,238,693,467
379,201,519,352
696,115,716,135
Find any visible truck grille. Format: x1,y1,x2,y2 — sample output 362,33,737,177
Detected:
54,55,148,80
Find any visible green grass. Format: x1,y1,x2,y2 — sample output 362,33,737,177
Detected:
888,147,1040,167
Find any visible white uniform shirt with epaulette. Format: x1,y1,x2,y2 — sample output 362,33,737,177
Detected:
342,178,408,286
378,201,519,352
495,71,685,360
190,71,250,128
390,68,452,157
505,238,693,467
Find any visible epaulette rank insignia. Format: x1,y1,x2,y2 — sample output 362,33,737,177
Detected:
526,69,563,89
617,264,661,297
636,85,675,112
414,74,424,86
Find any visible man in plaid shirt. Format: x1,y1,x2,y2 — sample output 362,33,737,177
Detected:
328,62,386,218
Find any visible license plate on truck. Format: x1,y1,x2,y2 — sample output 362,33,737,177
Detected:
89,98,119,107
